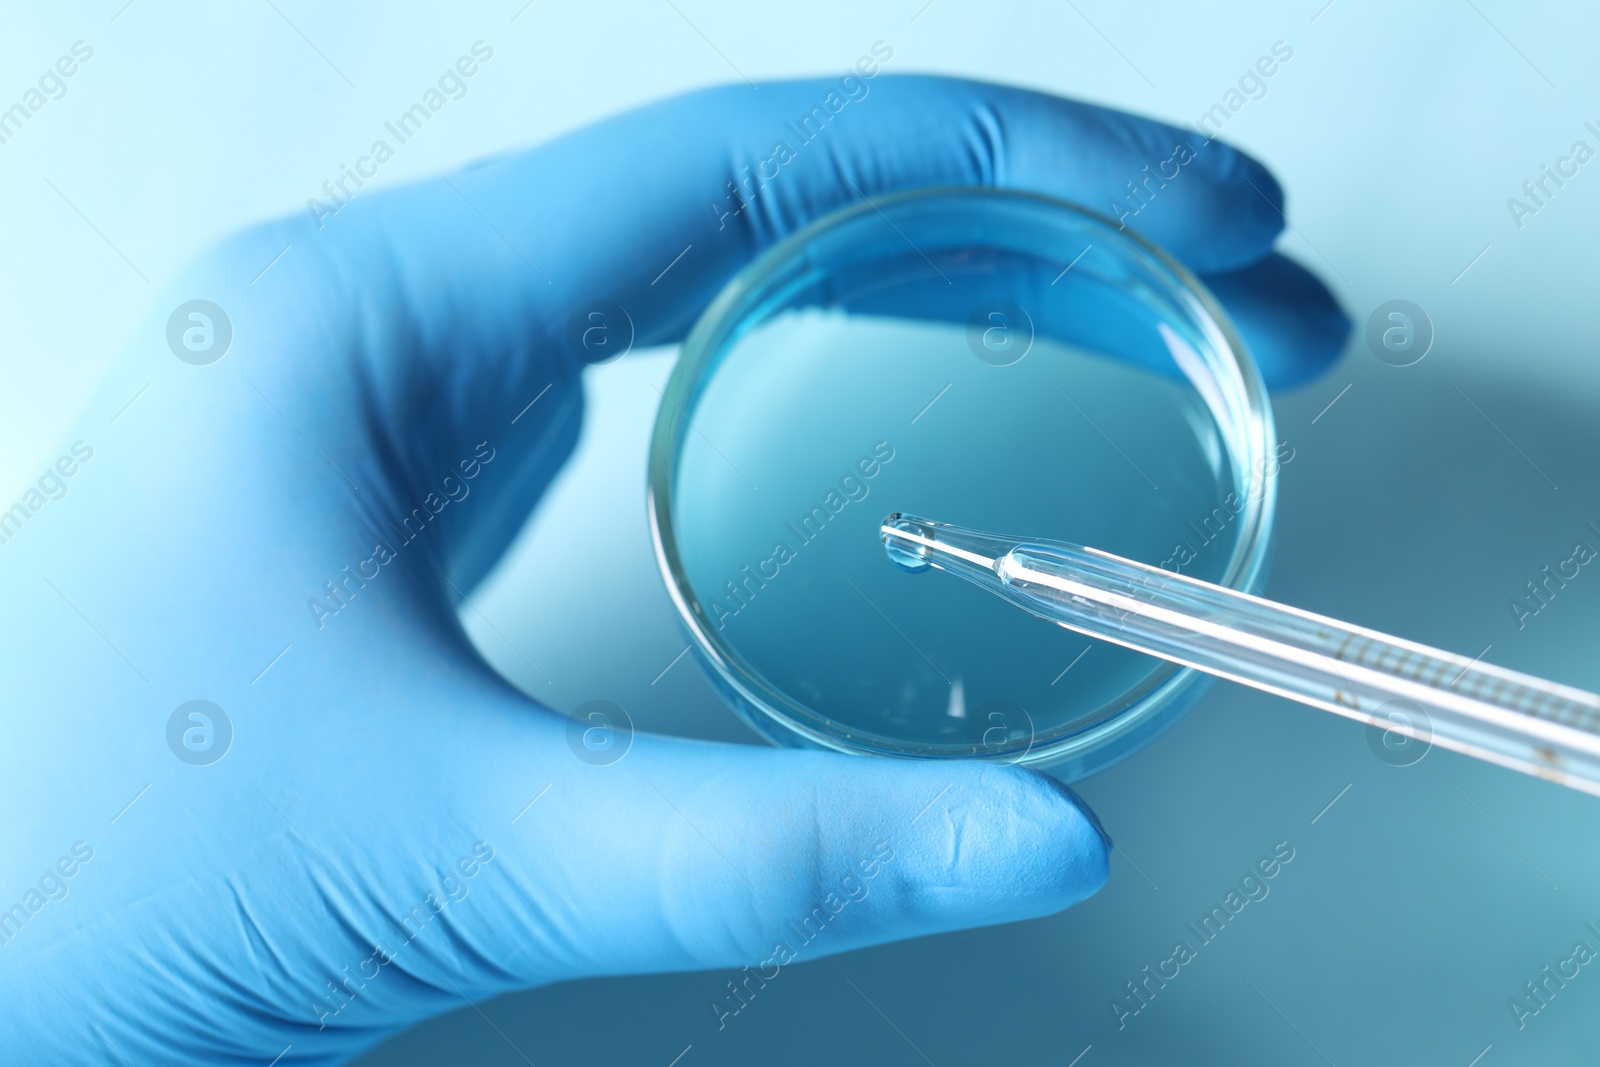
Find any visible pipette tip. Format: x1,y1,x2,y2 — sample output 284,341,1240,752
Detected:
880,513,935,572
879,513,1011,587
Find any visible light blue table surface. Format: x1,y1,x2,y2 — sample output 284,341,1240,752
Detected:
4,1,1599,1062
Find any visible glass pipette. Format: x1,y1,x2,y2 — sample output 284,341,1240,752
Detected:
880,512,1600,796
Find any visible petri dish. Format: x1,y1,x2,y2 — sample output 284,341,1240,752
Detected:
647,187,1275,779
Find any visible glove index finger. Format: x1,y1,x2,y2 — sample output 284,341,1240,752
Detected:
980,80,1287,274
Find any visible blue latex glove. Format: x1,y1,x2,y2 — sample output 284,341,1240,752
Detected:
0,74,1346,1064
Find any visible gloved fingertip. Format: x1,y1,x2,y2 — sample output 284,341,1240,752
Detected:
1232,145,1286,227
1203,251,1352,390
1051,779,1114,852
891,764,1111,927
1112,132,1288,275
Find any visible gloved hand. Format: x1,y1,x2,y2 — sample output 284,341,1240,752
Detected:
0,74,1346,1065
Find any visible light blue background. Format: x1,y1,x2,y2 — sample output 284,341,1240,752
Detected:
4,1,1599,1063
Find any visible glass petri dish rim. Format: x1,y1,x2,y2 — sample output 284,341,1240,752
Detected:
647,184,1276,767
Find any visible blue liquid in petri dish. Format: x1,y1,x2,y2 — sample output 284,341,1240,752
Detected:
670,307,1246,758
